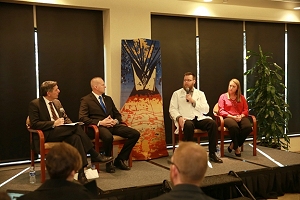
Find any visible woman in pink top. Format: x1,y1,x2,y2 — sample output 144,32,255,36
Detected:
218,79,252,157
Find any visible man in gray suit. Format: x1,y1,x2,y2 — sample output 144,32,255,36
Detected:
28,81,113,184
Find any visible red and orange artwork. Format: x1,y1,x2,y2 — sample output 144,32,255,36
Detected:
120,38,168,160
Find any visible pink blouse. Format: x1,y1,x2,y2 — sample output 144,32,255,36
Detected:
218,93,249,117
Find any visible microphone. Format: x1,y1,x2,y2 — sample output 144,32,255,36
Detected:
59,108,68,121
185,88,190,102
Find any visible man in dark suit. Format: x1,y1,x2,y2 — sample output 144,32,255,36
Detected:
28,81,113,184
19,142,96,200
150,142,215,200
79,77,140,173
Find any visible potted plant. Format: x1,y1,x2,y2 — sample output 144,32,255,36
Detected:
244,45,292,150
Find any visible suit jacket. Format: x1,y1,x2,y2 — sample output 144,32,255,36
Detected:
79,93,122,125
28,97,72,140
150,184,216,200
18,179,96,200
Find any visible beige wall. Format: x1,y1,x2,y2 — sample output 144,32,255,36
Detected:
7,0,300,108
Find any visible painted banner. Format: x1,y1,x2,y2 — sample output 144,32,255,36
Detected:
120,38,168,160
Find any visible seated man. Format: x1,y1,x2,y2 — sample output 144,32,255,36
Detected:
28,81,113,184
150,142,215,200
19,142,96,200
79,77,140,173
169,72,222,163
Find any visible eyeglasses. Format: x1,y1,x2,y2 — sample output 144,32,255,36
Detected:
167,158,181,173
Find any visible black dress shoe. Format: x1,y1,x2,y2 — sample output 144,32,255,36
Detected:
105,162,116,173
114,158,130,170
228,146,232,153
91,154,113,163
228,142,233,153
235,152,241,157
78,171,88,185
209,153,223,163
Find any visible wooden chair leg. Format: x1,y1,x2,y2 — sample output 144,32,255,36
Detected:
172,134,176,152
253,134,257,156
40,153,46,183
220,134,225,157
128,151,132,167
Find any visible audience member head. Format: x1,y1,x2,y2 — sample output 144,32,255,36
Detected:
170,142,207,186
228,78,241,102
40,81,58,97
90,77,105,95
46,142,82,181
183,72,196,91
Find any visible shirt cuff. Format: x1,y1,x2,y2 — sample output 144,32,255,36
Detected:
176,116,182,122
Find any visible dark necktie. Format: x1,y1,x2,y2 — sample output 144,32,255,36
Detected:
99,96,107,113
49,102,58,120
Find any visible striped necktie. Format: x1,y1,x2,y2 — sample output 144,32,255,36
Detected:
49,102,58,120
99,96,107,113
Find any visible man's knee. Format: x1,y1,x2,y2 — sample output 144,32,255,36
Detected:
184,120,194,129
101,134,113,143
127,127,140,140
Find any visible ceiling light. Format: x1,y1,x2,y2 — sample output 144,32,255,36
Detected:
294,7,300,10
203,0,212,2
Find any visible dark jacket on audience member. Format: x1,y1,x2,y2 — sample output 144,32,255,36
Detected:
150,184,216,200
18,179,96,200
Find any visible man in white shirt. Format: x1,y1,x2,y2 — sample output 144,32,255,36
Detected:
169,72,222,163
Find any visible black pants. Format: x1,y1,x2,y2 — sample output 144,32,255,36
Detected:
98,125,140,160
224,117,252,150
183,118,218,154
46,124,93,167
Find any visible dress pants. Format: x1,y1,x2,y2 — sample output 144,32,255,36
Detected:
224,117,252,150
98,125,140,160
183,118,218,154
46,124,93,167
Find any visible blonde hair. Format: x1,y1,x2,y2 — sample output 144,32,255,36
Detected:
173,142,207,185
229,78,241,102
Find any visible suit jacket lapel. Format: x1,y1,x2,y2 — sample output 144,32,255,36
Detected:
39,98,51,121
53,99,63,118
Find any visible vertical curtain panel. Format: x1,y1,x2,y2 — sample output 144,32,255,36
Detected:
0,2,35,161
151,15,197,144
287,24,300,133
36,6,104,121
198,18,243,116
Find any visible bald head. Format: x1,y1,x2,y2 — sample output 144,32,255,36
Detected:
172,142,208,186
90,77,105,95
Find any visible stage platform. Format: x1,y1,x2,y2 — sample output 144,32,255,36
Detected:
1,143,300,199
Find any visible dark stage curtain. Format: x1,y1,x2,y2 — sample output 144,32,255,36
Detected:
245,22,285,90
198,18,243,116
239,165,300,199
0,2,35,161
287,24,300,134
151,15,197,144
36,6,104,121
